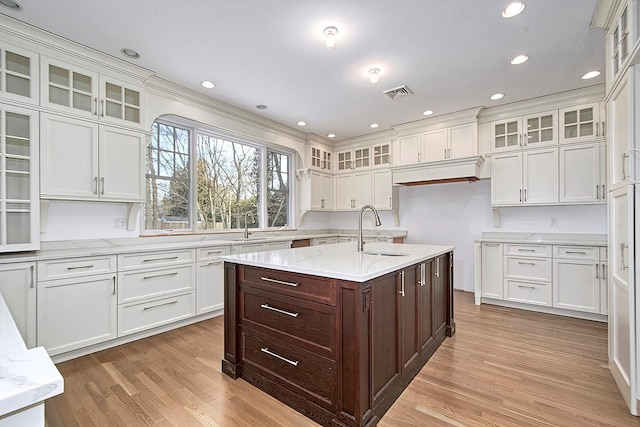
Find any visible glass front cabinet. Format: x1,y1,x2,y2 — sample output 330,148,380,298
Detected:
0,43,39,105
0,104,39,252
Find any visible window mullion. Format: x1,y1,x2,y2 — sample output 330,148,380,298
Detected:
259,146,267,229
189,128,197,231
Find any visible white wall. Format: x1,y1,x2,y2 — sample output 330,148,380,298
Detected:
323,179,607,291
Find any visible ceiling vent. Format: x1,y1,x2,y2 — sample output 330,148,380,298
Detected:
383,85,413,100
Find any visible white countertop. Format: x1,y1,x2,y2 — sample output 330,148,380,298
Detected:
222,241,454,282
0,295,63,417
476,232,607,246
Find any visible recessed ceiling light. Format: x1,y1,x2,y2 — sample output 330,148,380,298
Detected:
201,81,215,89
511,54,529,65
120,48,140,59
502,2,525,18
327,133,336,138
297,121,307,126
370,123,379,129
422,110,434,116
490,93,505,100
368,68,381,83
581,70,601,80
0,0,21,10
256,104,268,110
323,26,338,48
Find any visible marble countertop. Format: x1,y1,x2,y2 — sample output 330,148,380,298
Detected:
0,294,63,417
476,232,607,246
222,241,454,282
0,229,407,265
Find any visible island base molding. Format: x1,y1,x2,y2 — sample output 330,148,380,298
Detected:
222,251,455,426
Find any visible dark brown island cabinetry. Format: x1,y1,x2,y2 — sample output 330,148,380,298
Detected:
222,251,454,427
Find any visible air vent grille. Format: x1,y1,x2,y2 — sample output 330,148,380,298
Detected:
383,85,413,100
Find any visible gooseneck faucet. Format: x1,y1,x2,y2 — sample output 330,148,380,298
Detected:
243,211,254,239
358,204,382,252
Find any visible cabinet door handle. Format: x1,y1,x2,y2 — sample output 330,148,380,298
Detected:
602,263,606,279
596,185,600,200
620,243,628,270
100,99,105,117
565,251,586,255
321,199,325,209
524,188,527,202
596,122,599,137
100,177,105,195
389,197,392,207
261,276,299,287
112,276,116,295
517,261,536,265
518,285,535,289
399,270,405,296
93,97,98,116
602,184,606,199
448,148,451,158
206,260,223,266
435,257,440,278
517,248,536,252
67,264,94,270
94,177,99,194
260,303,299,318
30,265,35,288
419,262,426,286
602,121,606,137
596,263,599,279
261,347,299,366
444,148,447,159
207,250,223,255
143,300,178,311
520,189,522,203
622,153,629,179
142,256,179,263
143,272,178,280
418,152,421,163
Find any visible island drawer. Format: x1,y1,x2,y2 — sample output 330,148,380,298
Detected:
118,249,195,271
241,329,336,408
241,266,335,305
240,287,334,352
504,244,552,257
118,264,195,304
504,279,551,306
504,257,551,282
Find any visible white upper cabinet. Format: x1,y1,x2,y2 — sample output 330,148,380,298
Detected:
559,102,604,144
310,145,332,172
372,169,395,210
421,129,448,162
309,171,333,210
559,142,606,204
609,71,632,190
490,110,557,152
40,112,145,202
448,123,477,158
0,104,39,252
610,3,631,81
40,57,143,128
372,142,392,167
335,171,371,210
399,122,477,165
0,43,38,105
336,146,370,172
398,134,421,165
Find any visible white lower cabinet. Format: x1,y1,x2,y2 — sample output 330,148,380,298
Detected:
0,262,36,347
479,241,607,318
37,271,117,356
196,245,230,314
232,240,291,254
118,292,194,336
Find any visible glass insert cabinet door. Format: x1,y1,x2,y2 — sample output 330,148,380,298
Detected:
559,103,602,143
100,78,142,125
41,57,98,117
0,105,39,252
491,118,522,151
373,143,391,166
0,44,38,104
523,110,557,147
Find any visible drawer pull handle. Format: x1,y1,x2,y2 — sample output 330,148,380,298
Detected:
260,347,299,366
67,264,94,270
260,304,299,318
143,272,178,280
518,285,535,289
30,265,35,288
206,261,223,266
517,262,536,265
517,249,536,252
484,243,500,247
260,277,299,287
143,300,178,311
207,250,223,255
142,256,179,263
565,251,586,255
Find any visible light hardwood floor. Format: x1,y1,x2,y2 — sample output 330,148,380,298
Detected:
46,291,640,426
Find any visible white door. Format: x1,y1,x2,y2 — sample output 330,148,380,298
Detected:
310,172,322,210
448,123,476,159
398,134,421,165
490,152,522,205
99,125,145,201
559,143,601,203
523,110,557,148
353,171,372,209
40,113,99,199
490,118,522,152
559,103,600,144
40,56,99,118
609,75,630,190
0,262,36,347
523,148,558,204
422,129,448,162
481,243,503,299
321,173,334,210
335,174,354,210
37,273,117,356
372,169,392,209
552,259,600,313
196,260,224,314
98,76,143,128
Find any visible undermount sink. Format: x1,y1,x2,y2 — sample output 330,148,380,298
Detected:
361,250,409,257
231,237,268,242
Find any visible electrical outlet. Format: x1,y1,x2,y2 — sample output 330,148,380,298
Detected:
551,218,558,227
114,218,126,229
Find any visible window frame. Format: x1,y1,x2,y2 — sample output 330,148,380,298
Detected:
144,117,295,234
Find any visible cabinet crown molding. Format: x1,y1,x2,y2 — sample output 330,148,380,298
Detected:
393,107,482,136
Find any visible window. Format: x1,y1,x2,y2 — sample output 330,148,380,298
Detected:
145,119,292,233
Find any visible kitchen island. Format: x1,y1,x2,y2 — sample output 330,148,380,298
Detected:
221,242,455,427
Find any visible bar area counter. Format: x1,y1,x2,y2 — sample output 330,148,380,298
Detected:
221,242,455,427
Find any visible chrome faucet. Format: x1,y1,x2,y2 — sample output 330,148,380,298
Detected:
243,212,254,239
358,205,382,252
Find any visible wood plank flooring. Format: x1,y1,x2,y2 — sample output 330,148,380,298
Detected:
45,291,640,426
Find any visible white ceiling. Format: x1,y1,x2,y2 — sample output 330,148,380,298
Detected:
2,0,604,141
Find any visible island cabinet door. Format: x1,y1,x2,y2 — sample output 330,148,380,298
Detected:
418,261,434,353
371,272,401,408
400,266,420,372
432,254,448,336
